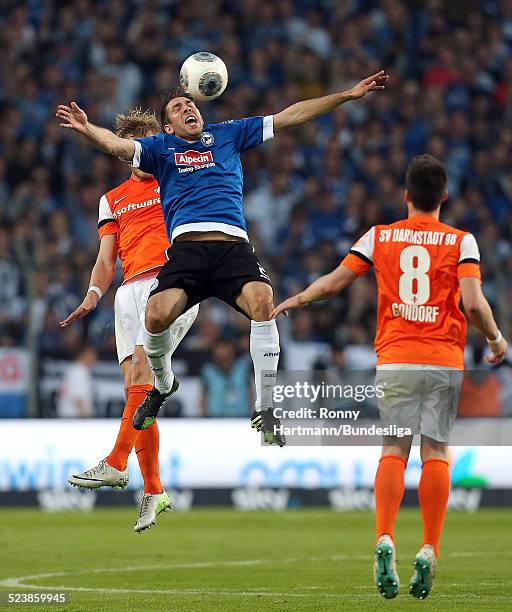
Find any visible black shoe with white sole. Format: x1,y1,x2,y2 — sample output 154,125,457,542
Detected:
132,376,180,430
251,407,286,447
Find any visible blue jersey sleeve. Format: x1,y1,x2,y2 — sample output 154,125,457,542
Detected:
224,116,274,153
132,134,163,175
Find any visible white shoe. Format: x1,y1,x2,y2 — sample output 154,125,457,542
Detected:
68,459,129,490
134,490,172,533
409,544,437,599
374,534,400,599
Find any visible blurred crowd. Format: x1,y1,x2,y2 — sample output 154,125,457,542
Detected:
1,0,512,416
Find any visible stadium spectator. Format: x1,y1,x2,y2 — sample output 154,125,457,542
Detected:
56,345,97,418
201,340,252,417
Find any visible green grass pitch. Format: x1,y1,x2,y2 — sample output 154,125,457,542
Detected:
0,508,511,611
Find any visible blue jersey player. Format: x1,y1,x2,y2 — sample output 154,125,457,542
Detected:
57,70,389,445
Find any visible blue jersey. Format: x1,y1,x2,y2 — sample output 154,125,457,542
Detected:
132,115,274,242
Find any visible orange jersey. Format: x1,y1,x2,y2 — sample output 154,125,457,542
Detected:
98,176,169,283
341,214,481,369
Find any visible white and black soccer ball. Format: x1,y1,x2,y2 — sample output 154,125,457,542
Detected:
179,52,228,102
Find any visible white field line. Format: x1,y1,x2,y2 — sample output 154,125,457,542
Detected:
0,554,368,585
0,555,362,598
1,551,505,599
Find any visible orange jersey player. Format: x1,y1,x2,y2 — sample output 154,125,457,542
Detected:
343,206,481,370
98,176,166,284
60,109,199,533
272,155,508,601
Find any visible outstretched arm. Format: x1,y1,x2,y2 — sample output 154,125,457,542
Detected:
56,101,135,160
271,265,358,318
273,70,389,132
60,234,118,327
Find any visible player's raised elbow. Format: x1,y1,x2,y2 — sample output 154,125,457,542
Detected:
97,132,135,160
115,137,136,162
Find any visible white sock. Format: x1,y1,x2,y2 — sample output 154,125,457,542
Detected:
168,304,200,354
142,323,175,394
250,320,280,411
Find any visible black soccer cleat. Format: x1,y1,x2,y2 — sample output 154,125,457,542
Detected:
251,407,286,447
132,376,180,430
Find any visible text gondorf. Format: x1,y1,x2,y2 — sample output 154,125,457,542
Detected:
392,302,440,323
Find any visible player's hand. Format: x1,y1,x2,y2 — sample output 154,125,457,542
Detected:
486,337,509,365
271,295,306,319
56,101,88,133
348,70,389,99
60,292,99,327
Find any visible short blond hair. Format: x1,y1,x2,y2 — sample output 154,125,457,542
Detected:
114,108,160,138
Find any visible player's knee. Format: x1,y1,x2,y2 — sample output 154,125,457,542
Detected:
249,290,274,321
145,302,168,333
420,436,449,462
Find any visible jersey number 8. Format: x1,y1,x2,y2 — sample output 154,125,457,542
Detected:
398,245,430,305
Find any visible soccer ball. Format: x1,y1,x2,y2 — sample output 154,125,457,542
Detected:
180,52,228,102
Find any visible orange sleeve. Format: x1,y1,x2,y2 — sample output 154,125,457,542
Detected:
457,262,481,280
341,252,372,276
98,221,118,239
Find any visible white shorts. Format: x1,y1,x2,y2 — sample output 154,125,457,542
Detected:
114,276,157,364
375,364,463,443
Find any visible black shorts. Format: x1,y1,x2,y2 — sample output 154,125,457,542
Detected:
149,240,273,316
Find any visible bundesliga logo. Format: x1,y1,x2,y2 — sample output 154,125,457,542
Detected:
175,150,213,166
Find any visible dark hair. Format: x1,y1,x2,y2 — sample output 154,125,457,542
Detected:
160,86,195,127
405,154,448,211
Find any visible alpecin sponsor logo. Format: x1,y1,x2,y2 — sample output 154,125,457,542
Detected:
175,150,214,166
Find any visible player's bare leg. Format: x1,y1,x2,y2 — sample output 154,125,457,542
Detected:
373,436,412,598
236,281,284,447
409,436,449,599
145,287,188,333
133,288,189,430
